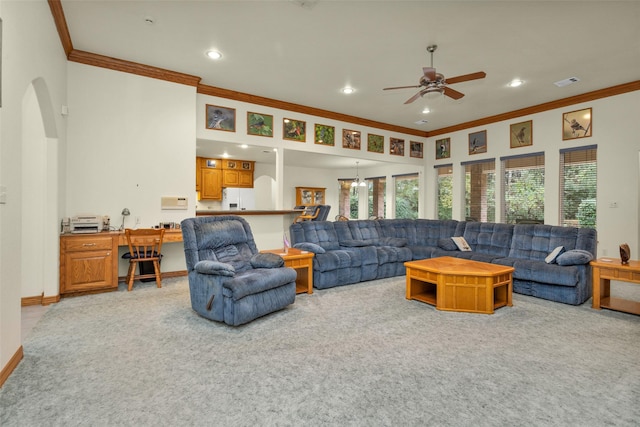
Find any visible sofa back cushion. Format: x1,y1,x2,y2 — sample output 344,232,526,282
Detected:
377,219,417,245
508,224,595,261
459,222,514,257
414,219,459,247
342,220,383,242
289,220,340,251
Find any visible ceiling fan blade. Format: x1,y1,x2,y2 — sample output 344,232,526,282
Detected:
404,91,424,104
443,86,465,100
383,85,421,91
445,71,486,85
422,67,436,81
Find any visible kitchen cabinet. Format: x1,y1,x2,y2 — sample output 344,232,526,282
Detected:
296,186,326,207
197,157,254,199
59,234,118,295
222,160,254,188
198,157,223,200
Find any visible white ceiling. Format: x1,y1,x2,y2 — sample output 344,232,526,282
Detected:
61,0,640,167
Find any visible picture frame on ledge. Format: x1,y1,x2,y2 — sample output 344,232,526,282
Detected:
367,134,384,153
468,130,487,155
342,129,361,150
247,112,273,137
562,107,592,140
390,138,405,156
510,120,533,148
314,124,335,146
206,104,236,132
435,137,451,159
283,118,306,142
410,141,424,158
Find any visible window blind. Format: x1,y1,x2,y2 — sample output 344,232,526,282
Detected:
560,146,597,228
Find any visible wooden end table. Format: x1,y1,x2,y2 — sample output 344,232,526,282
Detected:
591,258,640,315
260,248,314,294
404,256,514,314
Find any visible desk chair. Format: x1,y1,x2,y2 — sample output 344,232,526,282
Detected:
122,228,165,291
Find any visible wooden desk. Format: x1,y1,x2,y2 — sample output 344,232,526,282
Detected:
591,258,640,315
60,230,183,296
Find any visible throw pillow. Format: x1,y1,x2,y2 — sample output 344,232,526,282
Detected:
556,249,594,266
451,236,472,252
437,238,459,251
293,242,326,254
250,253,285,269
545,246,565,264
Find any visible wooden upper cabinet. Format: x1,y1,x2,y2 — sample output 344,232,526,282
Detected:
197,157,254,199
296,186,326,207
222,160,254,188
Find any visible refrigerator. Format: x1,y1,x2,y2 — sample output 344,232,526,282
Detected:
222,188,255,210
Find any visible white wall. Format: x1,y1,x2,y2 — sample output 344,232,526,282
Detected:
425,91,640,258
1,0,68,378
65,63,197,274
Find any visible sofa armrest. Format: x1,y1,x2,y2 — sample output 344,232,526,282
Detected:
194,260,236,276
250,253,285,269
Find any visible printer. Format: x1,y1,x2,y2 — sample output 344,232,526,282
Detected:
70,215,102,233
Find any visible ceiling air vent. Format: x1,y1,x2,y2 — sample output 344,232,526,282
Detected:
414,119,429,125
554,77,580,88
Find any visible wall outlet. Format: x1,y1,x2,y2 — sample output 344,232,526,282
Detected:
609,201,618,208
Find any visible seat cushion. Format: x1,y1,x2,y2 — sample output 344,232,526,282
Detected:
222,268,297,301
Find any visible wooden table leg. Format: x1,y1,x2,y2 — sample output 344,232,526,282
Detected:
592,266,601,309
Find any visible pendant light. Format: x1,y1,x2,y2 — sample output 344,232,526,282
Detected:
351,161,367,188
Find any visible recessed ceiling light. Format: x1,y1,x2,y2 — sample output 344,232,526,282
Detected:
509,79,523,88
240,144,248,149
206,50,222,60
422,108,431,114
341,87,354,94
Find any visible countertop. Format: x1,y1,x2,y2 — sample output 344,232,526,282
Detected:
195,210,302,216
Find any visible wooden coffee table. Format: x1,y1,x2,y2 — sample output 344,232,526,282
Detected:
404,256,514,314
260,248,314,294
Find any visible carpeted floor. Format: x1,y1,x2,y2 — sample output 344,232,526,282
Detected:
1,277,639,426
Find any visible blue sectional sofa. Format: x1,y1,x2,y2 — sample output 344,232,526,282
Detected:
289,219,597,305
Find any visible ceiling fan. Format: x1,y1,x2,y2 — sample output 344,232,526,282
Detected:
383,45,486,104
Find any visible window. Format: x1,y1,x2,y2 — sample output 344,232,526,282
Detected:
367,176,386,219
463,159,495,222
501,153,545,224
435,164,453,220
337,179,362,219
560,146,597,228
394,173,419,219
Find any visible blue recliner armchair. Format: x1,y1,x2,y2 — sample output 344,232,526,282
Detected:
181,216,297,326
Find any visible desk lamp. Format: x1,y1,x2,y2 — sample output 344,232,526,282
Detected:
120,208,130,230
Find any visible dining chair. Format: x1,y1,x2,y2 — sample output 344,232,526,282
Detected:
122,228,165,291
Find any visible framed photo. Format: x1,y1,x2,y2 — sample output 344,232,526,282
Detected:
435,137,451,159
283,118,306,142
206,104,236,132
468,130,487,155
510,120,533,148
241,162,252,170
247,112,273,137
342,129,361,150
228,161,236,169
410,141,424,158
367,134,384,153
314,124,335,146
563,107,592,140
390,138,404,156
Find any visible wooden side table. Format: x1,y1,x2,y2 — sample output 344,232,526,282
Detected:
591,258,640,315
260,248,314,294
